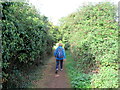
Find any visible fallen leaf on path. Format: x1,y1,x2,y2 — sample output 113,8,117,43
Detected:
55,74,60,77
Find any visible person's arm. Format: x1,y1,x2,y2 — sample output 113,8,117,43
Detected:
63,49,66,60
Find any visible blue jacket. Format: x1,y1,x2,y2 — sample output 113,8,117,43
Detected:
54,46,66,60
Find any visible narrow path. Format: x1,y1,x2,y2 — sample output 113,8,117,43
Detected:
32,56,71,88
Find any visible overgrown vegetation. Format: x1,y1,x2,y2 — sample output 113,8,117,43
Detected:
60,2,118,88
1,1,58,88
1,1,119,89
65,51,92,88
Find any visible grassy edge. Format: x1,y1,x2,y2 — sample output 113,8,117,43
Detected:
22,55,52,88
65,50,92,88
65,51,75,88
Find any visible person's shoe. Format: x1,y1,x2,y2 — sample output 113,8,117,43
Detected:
55,70,58,74
55,68,58,74
60,69,63,71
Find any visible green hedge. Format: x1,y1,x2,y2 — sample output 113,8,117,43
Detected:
2,2,57,88
60,2,118,88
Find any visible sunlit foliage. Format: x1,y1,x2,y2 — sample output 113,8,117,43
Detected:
60,2,118,88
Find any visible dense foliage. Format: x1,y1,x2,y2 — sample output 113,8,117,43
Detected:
1,2,57,88
60,2,118,88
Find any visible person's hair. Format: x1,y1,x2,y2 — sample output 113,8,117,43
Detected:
59,43,63,46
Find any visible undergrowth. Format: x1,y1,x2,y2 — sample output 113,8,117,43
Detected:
65,51,118,88
65,51,92,88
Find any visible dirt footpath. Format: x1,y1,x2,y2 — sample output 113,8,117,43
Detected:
32,56,71,88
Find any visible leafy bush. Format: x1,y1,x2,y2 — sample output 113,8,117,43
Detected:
91,66,118,88
1,2,57,88
60,2,118,88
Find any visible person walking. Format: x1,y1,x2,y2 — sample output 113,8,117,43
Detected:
54,43,66,74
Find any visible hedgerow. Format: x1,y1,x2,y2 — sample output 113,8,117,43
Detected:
2,2,57,88
60,2,118,88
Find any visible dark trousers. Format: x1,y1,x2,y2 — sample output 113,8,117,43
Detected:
56,60,63,70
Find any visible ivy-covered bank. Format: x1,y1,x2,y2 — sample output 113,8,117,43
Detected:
1,2,59,88
60,2,118,88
